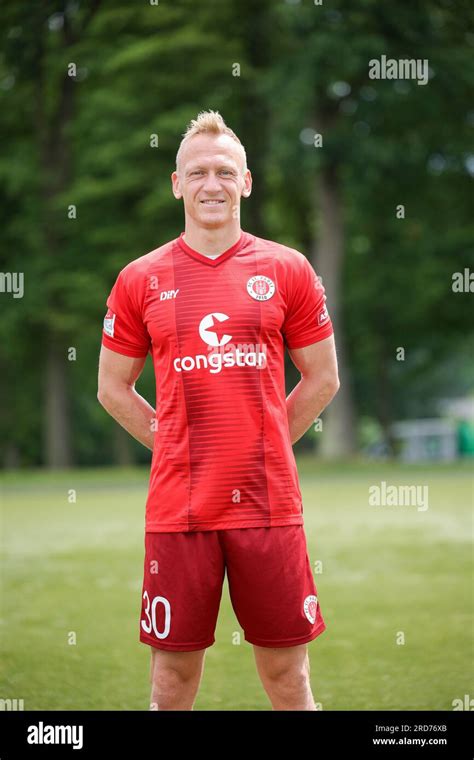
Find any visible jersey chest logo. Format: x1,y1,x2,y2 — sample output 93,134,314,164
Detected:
198,312,231,347
247,275,275,301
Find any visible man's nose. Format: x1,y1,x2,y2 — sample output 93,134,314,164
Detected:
202,172,222,192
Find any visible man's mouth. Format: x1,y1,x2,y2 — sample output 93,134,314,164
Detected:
200,199,225,205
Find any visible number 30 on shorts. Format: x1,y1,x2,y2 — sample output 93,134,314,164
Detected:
141,590,171,639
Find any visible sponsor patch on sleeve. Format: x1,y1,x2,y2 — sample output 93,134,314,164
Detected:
103,310,116,338
317,305,329,325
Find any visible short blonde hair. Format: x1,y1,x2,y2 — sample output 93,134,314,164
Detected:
176,110,247,174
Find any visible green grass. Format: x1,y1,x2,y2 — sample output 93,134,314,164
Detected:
1,460,472,710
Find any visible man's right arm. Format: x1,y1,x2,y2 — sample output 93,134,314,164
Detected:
97,345,155,451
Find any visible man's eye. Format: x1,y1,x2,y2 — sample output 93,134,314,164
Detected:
220,170,233,176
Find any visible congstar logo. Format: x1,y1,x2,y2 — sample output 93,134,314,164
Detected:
174,312,267,374
198,312,231,347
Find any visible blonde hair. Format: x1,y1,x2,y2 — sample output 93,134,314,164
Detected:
176,110,247,174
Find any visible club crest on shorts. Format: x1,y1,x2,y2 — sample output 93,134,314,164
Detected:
303,595,318,624
247,275,275,301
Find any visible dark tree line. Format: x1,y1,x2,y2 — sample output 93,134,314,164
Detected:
0,0,472,467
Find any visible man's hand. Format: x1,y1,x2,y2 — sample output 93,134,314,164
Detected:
97,345,156,451
286,335,340,445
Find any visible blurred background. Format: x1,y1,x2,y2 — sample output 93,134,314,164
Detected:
0,0,473,711
1,0,473,467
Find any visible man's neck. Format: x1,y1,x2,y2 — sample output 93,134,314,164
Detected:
182,225,242,257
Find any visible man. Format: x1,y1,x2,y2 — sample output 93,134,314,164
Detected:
97,110,339,711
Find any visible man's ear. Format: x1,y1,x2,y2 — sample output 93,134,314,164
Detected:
241,169,252,198
171,171,182,199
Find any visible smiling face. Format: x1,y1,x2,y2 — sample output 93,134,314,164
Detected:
171,133,252,231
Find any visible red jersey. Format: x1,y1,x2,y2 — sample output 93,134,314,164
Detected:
101,231,333,532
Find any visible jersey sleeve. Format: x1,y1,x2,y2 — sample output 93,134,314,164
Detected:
282,253,333,349
101,267,151,358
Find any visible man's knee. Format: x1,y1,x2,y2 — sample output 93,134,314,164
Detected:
264,662,310,694
150,647,206,707
254,646,311,693
154,665,196,699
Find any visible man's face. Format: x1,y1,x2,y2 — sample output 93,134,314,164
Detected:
171,134,252,229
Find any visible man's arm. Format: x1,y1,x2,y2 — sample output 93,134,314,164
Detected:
97,345,156,451
286,335,340,445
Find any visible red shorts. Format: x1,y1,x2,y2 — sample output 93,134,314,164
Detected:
139,525,326,651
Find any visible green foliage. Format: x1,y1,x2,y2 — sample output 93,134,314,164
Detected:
0,0,472,465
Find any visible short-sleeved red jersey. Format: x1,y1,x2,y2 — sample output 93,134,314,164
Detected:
101,231,333,532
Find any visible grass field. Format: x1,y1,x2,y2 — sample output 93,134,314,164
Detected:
1,459,472,711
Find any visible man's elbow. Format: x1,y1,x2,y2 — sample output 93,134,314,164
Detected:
97,381,131,412
97,384,115,411
318,373,340,402
97,387,108,409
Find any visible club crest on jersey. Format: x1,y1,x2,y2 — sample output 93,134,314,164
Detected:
247,275,275,301
103,310,116,338
303,595,318,624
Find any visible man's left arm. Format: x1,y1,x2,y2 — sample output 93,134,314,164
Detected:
286,335,340,445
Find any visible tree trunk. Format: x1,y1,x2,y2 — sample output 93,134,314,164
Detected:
35,4,102,468
313,163,357,457
37,28,75,469
374,340,396,455
113,425,135,467
239,0,271,238
44,343,73,468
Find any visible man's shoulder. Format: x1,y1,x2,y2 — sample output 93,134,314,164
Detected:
252,234,308,270
118,238,177,283
255,236,306,263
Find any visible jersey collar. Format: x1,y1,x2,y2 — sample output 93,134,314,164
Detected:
177,230,250,267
